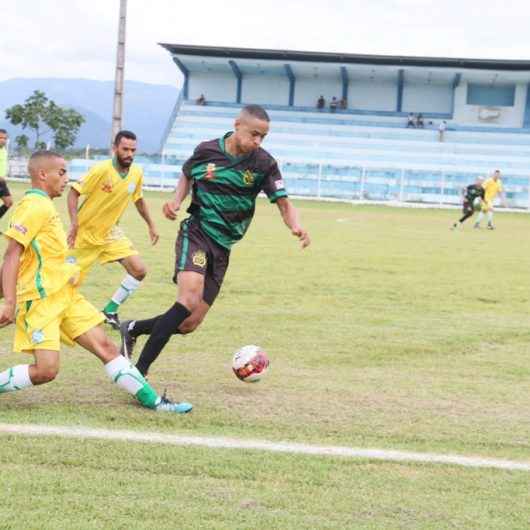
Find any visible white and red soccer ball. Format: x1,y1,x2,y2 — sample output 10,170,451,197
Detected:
232,345,269,383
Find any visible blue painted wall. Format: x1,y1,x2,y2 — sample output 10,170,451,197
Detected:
467,84,516,107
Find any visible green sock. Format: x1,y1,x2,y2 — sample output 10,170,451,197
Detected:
135,383,160,409
104,275,142,315
103,300,120,314
105,356,161,409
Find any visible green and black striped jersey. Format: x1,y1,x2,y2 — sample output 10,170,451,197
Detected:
182,132,288,249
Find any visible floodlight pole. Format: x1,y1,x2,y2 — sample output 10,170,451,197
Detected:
111,0,128,152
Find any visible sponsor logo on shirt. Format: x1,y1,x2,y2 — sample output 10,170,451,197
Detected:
243,170,255,186
274,179,285,190
12,224,28,235
192,250,207,268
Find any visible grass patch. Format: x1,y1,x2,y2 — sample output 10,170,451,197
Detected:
1,182,530,527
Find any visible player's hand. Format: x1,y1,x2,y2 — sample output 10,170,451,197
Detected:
0,301,16,328
292,226,311,249
67,224,78,248
162,200,180,221
149,225,159,245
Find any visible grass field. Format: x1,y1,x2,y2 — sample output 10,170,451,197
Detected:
1,181,530,528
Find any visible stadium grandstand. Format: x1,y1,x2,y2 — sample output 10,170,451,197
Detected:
76,44,530,208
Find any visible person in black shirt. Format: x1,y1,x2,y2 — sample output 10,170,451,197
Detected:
451,177,484,230
119,104,311,377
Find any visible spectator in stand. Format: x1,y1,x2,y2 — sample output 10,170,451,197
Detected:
330,97,338,112
416,113,424,128
406,113,416,128
438,120,447,142
339,97,347,110
317,95,325,110
196,94,206,106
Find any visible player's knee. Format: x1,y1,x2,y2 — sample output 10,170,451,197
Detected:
98,336,119,361
179,317,202,335
131,265,147,281
33,365,59,384
178,293,202,313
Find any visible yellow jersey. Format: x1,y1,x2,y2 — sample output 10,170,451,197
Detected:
482,178,503,201
4,189,79,303
72,159,143,247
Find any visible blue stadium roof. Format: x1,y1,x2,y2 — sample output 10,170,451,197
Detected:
159,43,530,71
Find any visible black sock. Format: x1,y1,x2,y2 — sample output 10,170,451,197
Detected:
130,316,161,337
135,302,191,376
458,212,473,224
0,204,9,219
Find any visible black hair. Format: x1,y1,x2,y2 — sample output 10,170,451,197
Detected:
114,130,137,146
0,129,7,134
242,104,270,122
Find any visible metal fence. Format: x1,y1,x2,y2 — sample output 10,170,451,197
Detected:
9,156,530,210
278,161,530,209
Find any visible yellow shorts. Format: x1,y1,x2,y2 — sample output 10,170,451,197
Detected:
481,199,494,212
69,236,138,284
14,283,104,352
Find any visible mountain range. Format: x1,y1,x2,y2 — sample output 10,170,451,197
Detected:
0,78,180,152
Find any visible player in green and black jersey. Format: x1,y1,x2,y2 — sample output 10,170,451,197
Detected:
451,177,485,230
120,104,311,376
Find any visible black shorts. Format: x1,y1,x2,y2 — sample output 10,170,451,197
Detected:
173,218,230,306
0,179,11,198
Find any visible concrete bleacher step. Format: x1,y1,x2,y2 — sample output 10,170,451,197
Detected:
167,125,530,158
161,102,530,204
173,110,530,148
164,134,530,169
179,103,530,145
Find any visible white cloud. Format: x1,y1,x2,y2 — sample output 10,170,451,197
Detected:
2,0,530,86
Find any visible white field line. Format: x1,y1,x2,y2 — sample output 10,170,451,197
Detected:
1,423,529,472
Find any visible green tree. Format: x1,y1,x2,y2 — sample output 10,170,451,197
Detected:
5,90,85,151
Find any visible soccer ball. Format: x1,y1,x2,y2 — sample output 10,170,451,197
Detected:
473,197,483,211
232,345,269,383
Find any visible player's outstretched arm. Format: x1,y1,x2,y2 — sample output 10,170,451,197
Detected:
0,238,23,327
66,187,80,248
163,174,191,221
275,197,310,249
134,198,159,245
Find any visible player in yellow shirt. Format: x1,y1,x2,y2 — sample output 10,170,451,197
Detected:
66,130,159,329
0,150,191,413
473,169,506,230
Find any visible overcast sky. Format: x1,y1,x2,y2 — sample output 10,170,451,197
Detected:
3,0,529,87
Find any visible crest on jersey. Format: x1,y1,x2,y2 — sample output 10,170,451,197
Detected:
192,250,207,268
204,163,216,181
101,179,113,193
243,170,255,186
128,183,136,194
31,330,45,344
